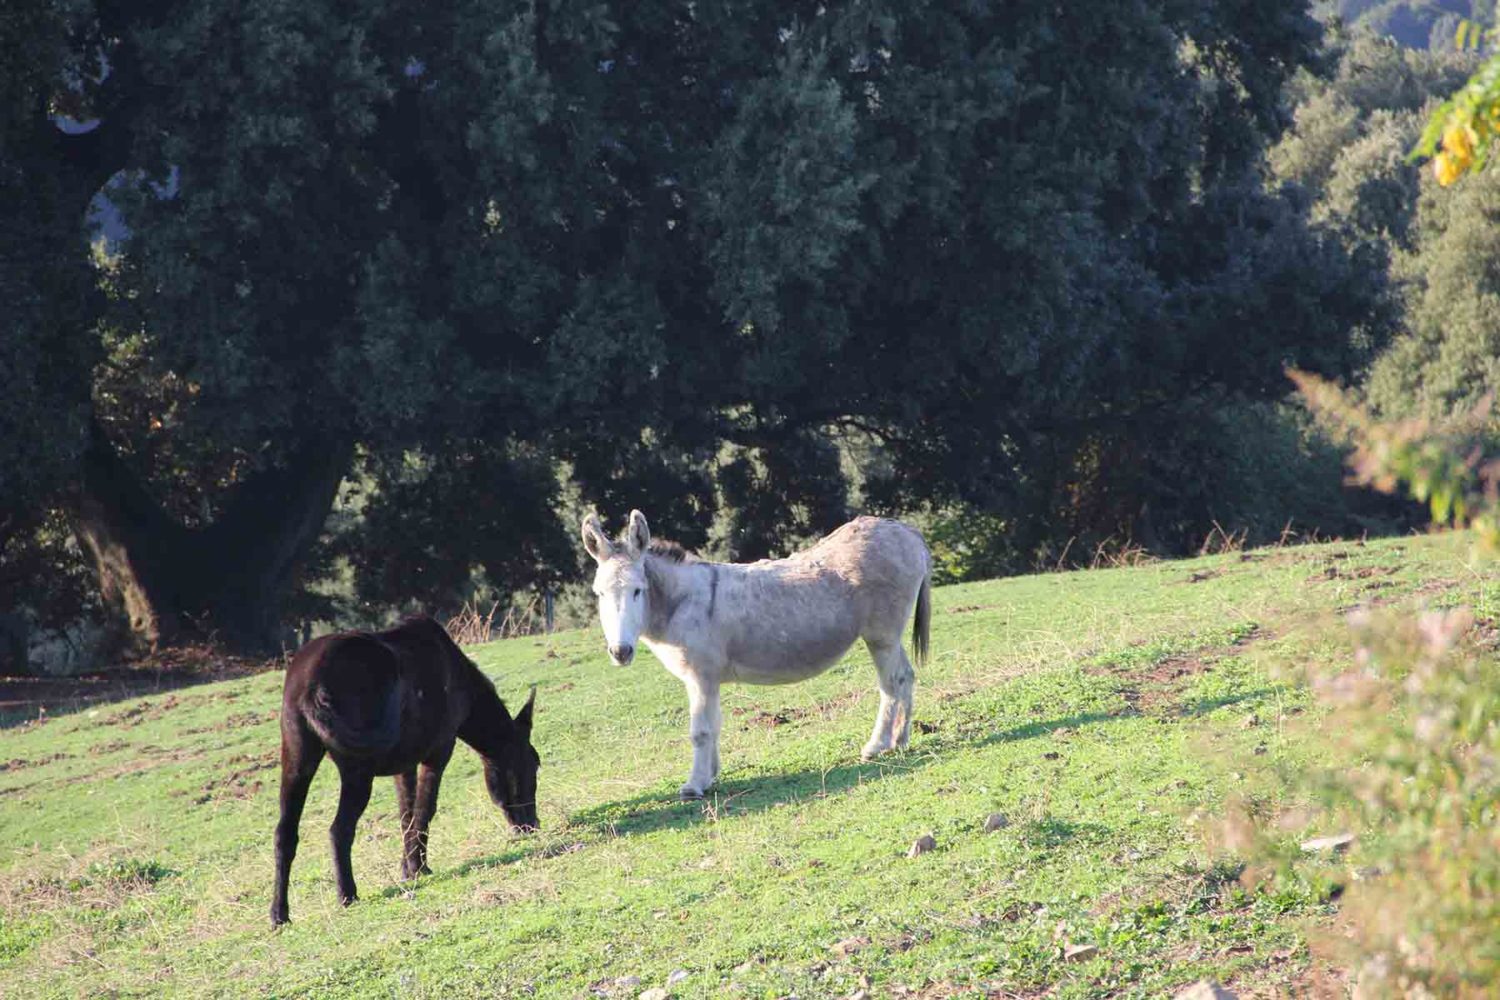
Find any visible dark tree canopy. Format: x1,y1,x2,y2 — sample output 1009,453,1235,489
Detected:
0,0,1388,654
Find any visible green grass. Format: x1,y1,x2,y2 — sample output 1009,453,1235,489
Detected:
2,534,1496,998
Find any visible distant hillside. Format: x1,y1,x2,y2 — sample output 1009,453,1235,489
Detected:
1337,0,1486,50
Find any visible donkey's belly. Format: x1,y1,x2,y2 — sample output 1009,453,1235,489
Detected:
726,629,858,685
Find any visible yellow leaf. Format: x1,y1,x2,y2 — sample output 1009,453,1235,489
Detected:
1434,152,1463,187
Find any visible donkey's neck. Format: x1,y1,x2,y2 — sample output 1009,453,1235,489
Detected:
642,551,701,640
457,671,518,759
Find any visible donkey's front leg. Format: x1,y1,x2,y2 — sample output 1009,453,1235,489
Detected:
679,673,722,800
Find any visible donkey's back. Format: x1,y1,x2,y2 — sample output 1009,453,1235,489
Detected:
283,618,468,773
735,516,929,648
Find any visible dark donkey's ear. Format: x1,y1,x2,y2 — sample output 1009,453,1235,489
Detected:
515,685,536,737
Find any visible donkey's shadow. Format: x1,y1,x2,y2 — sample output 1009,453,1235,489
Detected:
566,683,1274,838
567,754,926,838
386,684,1274,894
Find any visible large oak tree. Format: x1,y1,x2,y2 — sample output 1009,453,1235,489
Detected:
1,0,1386,653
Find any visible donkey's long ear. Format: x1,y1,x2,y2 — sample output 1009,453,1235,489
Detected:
515,685,536,737
623,509,651,559
581,513,612,562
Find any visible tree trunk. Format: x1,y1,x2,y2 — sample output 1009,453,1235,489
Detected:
71,422,353,655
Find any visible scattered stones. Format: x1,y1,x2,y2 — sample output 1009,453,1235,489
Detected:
982,812,1009,833
1174,981,1237,1000
1241,713,1260,729
847,991,870,1000
614,976,641,990
666,969,689,985
1042,751,1061,760
1252,743,1268,755
1300,833,1355,855
1062,943,1098,962
638,989,668,1000
907,834,937,858
831,937,870,957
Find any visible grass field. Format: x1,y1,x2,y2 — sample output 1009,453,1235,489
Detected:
2,534,1495,998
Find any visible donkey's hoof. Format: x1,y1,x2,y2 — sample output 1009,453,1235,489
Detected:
269,905,290,928
860,744,890,761
678,784,706,801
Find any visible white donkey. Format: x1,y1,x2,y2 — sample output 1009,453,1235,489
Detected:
582,510,932,799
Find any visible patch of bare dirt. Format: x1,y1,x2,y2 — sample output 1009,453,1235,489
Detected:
183,751,279,805
1091,627,1268,715
0,751,74,773
182,709,278,735
1177,569,1225,584
731,690,864,730
99,694,182,727
1308,563,1398,583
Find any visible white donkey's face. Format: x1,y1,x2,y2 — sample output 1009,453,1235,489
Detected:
581,510,652,666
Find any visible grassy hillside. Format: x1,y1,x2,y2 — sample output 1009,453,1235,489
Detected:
1,535,1494,998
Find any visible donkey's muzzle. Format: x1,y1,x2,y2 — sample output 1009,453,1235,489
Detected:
608,644,634,666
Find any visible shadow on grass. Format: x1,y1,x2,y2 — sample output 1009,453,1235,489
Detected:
384,685,1282,896
0,663,276,729
564,687,1277,839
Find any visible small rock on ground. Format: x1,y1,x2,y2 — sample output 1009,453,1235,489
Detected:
982,812,1009,832
1174,981,1237,1000
1300,833,1355,854
907,834,937,858
666,969,689,985
1063,943,1097,962
615,977,641,989
639,989,668,1000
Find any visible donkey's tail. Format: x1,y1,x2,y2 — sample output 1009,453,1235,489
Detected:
912,572,932,669
304,684,400,756
301,636,402,757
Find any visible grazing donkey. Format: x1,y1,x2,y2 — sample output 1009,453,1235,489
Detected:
271,615,539,927
583,511,931,799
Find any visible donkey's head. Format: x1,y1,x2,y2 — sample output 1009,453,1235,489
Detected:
481,686,540,831
581,509,651,666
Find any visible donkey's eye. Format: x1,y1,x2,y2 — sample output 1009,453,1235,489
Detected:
633,588,642,598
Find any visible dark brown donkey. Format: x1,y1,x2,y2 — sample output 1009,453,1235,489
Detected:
271,615,539,926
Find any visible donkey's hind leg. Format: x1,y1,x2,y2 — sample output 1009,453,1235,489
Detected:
862,639,914,760
271,722,324,927
329,764,374,907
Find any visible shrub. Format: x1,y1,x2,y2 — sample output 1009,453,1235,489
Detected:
1232,373,1500,995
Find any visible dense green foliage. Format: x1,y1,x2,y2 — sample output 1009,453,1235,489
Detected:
1,0,1394,654
1272,27,1500,431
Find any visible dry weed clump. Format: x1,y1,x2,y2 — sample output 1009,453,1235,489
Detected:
444,595,550,646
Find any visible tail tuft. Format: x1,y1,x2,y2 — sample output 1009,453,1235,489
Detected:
912,573,931,669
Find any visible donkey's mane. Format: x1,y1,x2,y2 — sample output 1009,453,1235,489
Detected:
647,539,698,564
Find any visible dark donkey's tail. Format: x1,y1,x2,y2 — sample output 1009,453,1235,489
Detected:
302,637,401,757
912,572,932,669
